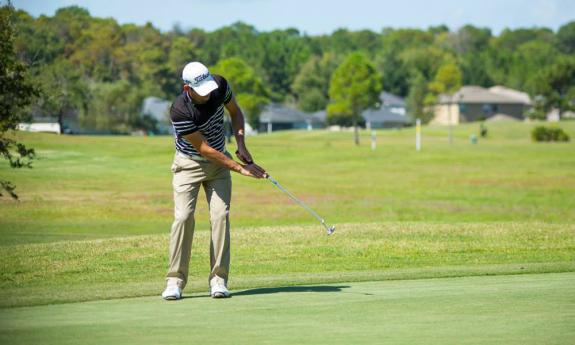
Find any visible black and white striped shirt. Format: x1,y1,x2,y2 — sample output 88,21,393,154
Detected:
170,75,233,157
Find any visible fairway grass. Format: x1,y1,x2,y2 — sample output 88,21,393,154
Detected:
1,222,573,308
1,121,574,245
1,273,573,345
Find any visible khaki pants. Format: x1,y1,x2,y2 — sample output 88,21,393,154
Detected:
166,153,231,289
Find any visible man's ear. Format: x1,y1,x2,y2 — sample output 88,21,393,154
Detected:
183,84,190,92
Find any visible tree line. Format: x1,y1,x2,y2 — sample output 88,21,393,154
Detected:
10,6,575,133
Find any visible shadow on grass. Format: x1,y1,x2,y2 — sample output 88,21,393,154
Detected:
233,285,351,297
181,294,211,300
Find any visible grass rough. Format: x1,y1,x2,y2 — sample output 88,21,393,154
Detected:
0,222,573,308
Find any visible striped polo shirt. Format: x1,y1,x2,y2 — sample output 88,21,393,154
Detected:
170,75,233,157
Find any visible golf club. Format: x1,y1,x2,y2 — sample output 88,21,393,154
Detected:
235,150,334,235
266,175,336,235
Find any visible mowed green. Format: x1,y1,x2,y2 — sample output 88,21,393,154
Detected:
1,273,574,345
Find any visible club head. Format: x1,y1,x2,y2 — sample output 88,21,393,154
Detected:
327,225,336,235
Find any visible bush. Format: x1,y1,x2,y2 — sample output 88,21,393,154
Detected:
326,113,366,127
531,126,570,142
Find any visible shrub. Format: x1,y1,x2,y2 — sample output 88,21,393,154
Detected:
531,126,571,142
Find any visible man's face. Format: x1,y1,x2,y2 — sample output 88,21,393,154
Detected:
188,86,211,103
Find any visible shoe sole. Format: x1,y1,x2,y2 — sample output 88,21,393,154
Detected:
211,292,230,298
163,295,181,300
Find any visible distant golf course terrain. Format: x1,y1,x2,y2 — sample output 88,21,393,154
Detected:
1,121,574,343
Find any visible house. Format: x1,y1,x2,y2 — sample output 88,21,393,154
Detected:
310,110,328,129
362,91,411,128
258,92,410,132
141,96,172,134
380,92,407,116
362,107,411,129
259,104,313,132
432,86,532,125
17,122,61,134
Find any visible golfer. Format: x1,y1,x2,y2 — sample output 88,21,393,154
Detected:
162,61,266,300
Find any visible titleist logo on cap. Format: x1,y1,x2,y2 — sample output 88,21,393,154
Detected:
194,73,210,83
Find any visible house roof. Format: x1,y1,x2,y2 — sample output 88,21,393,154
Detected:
488,86,532,105
310,110,327,123
260,99,410,125
380,92,405,107
438,86,532,105
259,104,309,123
362,107,411,124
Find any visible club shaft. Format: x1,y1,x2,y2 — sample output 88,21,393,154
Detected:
267,176,326,225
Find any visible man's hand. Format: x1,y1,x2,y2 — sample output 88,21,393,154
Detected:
239,162,267,179
235,147,253,164
236,148,267,178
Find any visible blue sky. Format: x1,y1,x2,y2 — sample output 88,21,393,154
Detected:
11,0,575,34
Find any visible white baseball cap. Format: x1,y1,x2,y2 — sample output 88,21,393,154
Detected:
182,62,218,96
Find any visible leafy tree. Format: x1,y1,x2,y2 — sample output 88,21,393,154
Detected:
428,25,449,37
429,63,462,95
69,17,123,82
168,37,199,74
376,48,410,97
534,56,575,117
460,51,493,86
11,5,575,137
328,53,381,145
451,25,491,54
484,48,513,86
381,28,434,49
202,22,260,66
116,23,170,97
51,6,91,48
406,73,433,123
80,80,143,133
427,63,461,140
0,3,38,199
212,57,270,129
401,46,454,81
320,29,381,57
164,36,200,96
510,40,560,94
495,28,554,51
233,93,269,130
376,28,436,96
292,53,340,112
556,21,575,54
35,58,87,130
12,10,64,66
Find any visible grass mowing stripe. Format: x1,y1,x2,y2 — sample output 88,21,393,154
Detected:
0,273,573,345
1,222,573,308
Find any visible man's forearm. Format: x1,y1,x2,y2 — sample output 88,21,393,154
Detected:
229,109,246,147
198,143,243,173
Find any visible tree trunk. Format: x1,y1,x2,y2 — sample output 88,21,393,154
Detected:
58,110,64,135
353,113,359,146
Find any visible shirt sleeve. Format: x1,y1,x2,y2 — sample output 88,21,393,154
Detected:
222,78,233,104
170,100,198,137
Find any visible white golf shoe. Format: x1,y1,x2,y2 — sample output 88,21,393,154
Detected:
210,284,230,298
162,284,182,300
